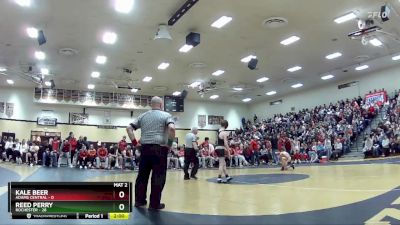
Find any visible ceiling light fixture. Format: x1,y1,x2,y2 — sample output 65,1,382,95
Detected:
131,88,138,93
26,27,38,38
15,0,31,7
143,76,152,82
242,98,252,102
280,35,300,45
96,55,107,64
0,67,7,72
212,70,225,76
210,95,219,99
44,81,51,87
291,83,303,88
326,52,342,60
102,32,117,44
172,91,181,96
154,24,172,40
321,74,335,80
334,11,357,24
158,62,170,70
179,44,193,53
211,16,232,28
392,54,400,61
369,38,383,46
256,77,269,83
355,65,369,71
189,81,201,88
266,91,277,96
35,51,46,60
7,79,14,85
233,87,243,91
40,68,49,75
91,71,100,78
287,66,302,72
114,0,134,13
87,84,95,89
241,55,257,63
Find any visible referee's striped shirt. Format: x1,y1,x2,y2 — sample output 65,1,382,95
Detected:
130,109,175,145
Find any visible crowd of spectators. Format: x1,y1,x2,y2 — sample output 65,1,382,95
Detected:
363,90,400,158
0,133,139,170
1,89,398,171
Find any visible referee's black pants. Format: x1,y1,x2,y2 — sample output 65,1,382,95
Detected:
135,144,168,208
183,148,199,178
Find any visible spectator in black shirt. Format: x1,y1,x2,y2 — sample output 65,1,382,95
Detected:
0,136,5,161
41,141,53,167
83,136,90,149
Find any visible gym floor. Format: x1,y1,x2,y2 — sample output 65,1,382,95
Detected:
1,158,400,225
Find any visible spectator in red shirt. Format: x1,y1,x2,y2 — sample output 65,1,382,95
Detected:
250,139,260,166
199,144,212,168
87,144,97,168
52,137,60,152
78,145,88,169
368,105,376,119
50,137,60,167
118,136,128,151
67,132,78,166
278,135,285,152
96,143,109,169
284,137,292,154
58,140,71,168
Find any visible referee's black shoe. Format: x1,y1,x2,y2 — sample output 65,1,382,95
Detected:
190,175,198,180
149,203,165,211
134,201,147,208
184,175,190,180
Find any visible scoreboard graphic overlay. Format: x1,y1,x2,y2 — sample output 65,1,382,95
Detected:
8,182,132,220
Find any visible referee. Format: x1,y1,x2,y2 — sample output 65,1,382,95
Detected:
183,127,199,180
126,96,176,210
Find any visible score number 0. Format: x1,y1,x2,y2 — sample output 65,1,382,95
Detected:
118,191,125,211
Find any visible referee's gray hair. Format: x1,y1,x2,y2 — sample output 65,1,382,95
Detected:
151,96,163,107
191,127,198,132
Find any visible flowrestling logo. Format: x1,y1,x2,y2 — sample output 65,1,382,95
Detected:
368,11,389,20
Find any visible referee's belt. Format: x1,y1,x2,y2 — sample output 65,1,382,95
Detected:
185,148,195,150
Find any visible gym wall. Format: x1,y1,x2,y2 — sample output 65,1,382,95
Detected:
0,87,247,130
0,119,219,144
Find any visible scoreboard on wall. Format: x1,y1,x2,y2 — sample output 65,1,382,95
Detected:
8,182,132,220
164,95,184,112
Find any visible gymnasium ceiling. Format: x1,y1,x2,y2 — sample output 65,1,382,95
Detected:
0,0,400,103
